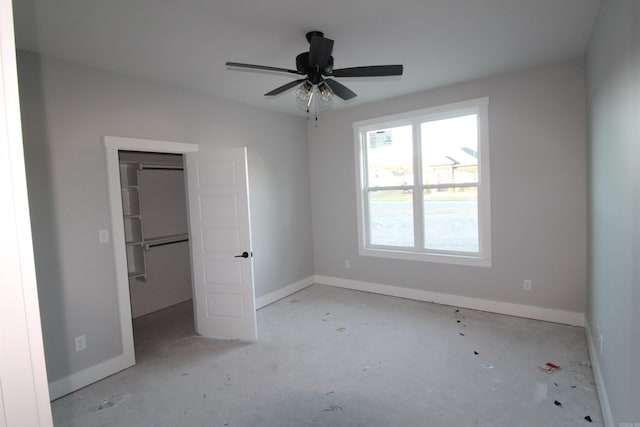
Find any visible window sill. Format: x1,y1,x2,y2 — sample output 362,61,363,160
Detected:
359,247,492,267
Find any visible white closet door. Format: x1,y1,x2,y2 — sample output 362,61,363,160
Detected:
185,147,257,341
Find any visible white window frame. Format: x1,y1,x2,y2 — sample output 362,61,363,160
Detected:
353,97,491,267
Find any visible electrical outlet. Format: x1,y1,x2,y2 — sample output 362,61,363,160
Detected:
523,280,532,291
74,335,87,352
344,260,351,269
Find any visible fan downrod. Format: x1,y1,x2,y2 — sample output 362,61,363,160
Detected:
305,31,324,43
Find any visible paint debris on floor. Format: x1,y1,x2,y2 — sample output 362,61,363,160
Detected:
50,285,604,426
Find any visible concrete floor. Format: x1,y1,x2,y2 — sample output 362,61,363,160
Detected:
51,284,603,426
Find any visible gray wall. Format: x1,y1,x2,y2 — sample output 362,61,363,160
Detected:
586,0,640,423
309,58,587,313
17,51,314,383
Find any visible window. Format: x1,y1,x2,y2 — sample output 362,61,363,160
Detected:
354,98,491,266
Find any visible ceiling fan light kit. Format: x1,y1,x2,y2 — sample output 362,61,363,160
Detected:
295,80,334,114
295,81,315,105
317,82,333,104
226,31,403,119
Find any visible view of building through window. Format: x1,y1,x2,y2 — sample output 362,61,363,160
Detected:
421,115,479,252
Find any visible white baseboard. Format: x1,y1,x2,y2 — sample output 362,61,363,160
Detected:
314,275,585,326
255,276,315,309
48,352,135,401
585,321,614,427
50,275,582,401
49,277,313,400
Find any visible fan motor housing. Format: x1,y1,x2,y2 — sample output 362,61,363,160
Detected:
296,52,334,82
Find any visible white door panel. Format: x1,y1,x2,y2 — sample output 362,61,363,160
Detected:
186,147,257,341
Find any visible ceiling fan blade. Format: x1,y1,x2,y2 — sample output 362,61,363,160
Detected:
308,36,334,72
332,65,403,77
264,79,307,96
324,78,357,101
226,62,301,75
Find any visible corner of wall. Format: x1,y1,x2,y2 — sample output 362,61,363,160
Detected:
255,276,315,309
584,319,614,427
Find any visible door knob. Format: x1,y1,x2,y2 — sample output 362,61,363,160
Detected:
234,251,250,258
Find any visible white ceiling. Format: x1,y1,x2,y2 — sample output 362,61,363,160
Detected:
13,0,601,116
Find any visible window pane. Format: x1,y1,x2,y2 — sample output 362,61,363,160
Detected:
422,115,478,186
366,125,413,187
369,190,414,247
423,188,478,252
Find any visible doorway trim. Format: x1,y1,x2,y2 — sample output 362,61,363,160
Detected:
105,136,198,379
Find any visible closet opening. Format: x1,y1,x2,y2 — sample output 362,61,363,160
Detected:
117,150,195,353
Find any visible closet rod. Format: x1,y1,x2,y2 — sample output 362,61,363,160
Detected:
139,163,184,171
146,238,189,249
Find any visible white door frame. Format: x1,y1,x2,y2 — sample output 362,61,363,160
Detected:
104,136,198,375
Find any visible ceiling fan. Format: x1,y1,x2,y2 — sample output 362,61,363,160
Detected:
225,31,403,112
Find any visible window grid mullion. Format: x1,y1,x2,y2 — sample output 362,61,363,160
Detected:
361,131,373,248
424,182,478,190
413,121,424,250
367,185,414,192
